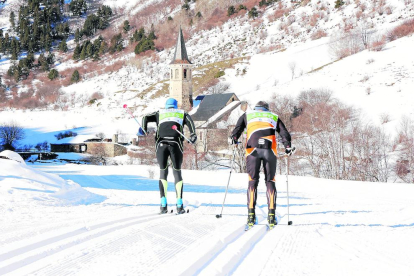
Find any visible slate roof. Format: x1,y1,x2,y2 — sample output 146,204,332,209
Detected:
191,93,237,122
170,27,192,65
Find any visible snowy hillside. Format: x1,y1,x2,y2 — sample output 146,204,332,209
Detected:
1,163,413,275
2,0,414,122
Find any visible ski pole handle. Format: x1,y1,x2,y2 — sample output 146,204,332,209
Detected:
278,147,296,158
123,104,147,135
172,125,192,143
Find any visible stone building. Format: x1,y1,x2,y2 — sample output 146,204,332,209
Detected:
169,27,194,112
51,134,127,158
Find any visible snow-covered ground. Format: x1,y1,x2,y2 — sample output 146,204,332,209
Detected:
1,159,413,275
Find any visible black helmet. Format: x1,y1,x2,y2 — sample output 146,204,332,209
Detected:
254,101,269,111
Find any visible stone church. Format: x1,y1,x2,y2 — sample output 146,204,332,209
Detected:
168,28,245,152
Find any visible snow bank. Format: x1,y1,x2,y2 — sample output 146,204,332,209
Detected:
0,159,106,207
0,150,25,164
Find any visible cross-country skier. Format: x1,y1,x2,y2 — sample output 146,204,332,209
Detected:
230,101,293,229
140,98,197,214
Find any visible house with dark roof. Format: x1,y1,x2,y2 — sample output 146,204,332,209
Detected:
191,93,239,123
188,93,248,152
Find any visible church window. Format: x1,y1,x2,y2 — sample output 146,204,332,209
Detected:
175,69,179,79
171,69,173,79
183,69,187,79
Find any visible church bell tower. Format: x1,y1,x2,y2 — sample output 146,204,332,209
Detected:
169,27,194,112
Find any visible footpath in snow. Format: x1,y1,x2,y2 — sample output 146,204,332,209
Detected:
0,161,414,276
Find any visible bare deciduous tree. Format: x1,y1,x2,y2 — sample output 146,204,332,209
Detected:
395,117,414,183
288,61,297,80
207,82,230,95
329,30,364,59
0,121,25,150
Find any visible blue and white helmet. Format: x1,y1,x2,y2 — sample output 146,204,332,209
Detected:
165,98,178,109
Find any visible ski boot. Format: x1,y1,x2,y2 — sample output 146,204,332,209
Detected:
268,209,277,230
160,197,168,214
245,209,256,231
176,198,186,214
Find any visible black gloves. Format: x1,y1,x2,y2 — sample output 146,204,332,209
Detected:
189,133,197,144
229,136,238,145
285,147,295,156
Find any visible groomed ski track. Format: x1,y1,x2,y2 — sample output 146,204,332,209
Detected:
1,164,414,275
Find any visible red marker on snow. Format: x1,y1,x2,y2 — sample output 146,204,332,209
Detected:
123,104,128,108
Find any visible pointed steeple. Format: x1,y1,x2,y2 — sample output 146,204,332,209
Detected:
170,27,192,64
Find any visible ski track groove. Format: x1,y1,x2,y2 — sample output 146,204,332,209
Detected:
0,212,158,262
0,212,130,249
188,206,272,276
0,207,200,275
41,228,149,276
41,207,209,275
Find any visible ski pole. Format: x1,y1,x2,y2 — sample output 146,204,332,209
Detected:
171,125,192,143
123,104,147,135
286,156,293,226
216,146,237,219
278,147,295,225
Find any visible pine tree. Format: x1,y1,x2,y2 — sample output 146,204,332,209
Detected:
92,50,100,61
109,33,123,53
73,44,81,60
80,45,87,60
335,0,345,8
44,35,52,52
123,20,130,33
132,27,145,42
13,65,22,82
98,41,107,55
11,39,18,60
134,38,155,55
38,54,49,72
248,7,259,19
259,0,267,7
75,28,81,43
71,70,80,83
148,24,157,40
93,37,102,52
10,11,16,30
20,66,30,80
227,6,236,16
86,43,93,58
237,5,247,11
59,39,68,52
47,53,55,65
48,69,59,80
27,52,35,69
